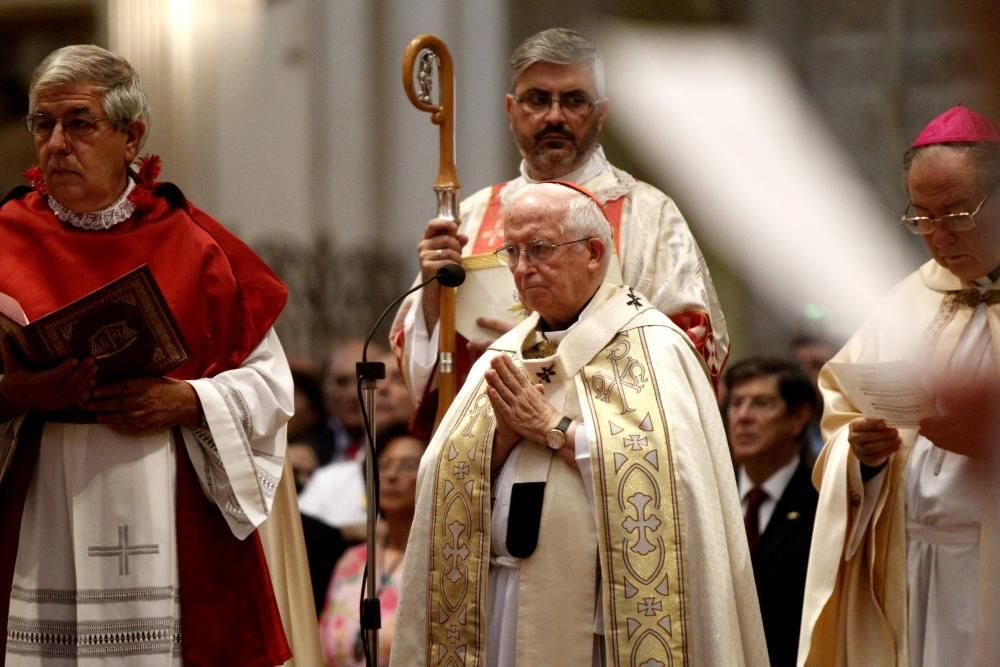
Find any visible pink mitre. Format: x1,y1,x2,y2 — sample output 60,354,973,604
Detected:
912,104,1000,148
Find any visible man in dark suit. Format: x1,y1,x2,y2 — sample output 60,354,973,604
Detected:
726,357,819,667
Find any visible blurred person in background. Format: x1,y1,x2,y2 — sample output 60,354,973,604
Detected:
319,425,425,666
726,357,818,667
289,366,329,474
320,338,368,464
378,349,416,429
799,105,1000,666
299,341,416,536
789,335,836,391
789,334,836,458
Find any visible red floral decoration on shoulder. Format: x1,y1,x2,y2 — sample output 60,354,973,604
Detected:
128,154,162,214
24,156,164,215
23,166,47,195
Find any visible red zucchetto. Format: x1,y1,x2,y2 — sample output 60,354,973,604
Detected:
911,104,1000,148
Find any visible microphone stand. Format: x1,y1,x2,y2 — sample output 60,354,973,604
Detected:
356,356,384,667
356,264,465,667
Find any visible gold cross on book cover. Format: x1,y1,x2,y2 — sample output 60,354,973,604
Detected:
0,264,190,384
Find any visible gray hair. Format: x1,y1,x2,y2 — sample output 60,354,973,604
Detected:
29,44,150,149
509,28,605,98
903,142,1000,194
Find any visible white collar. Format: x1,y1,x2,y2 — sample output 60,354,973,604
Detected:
738,454,801,502
47,179,136,231
519,145,610,184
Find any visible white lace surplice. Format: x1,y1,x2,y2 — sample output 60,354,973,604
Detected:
4,328,292,665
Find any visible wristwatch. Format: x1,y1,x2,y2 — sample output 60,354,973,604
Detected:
545,416,573,451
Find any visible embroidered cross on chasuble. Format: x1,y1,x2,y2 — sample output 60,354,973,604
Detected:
423,284,689,666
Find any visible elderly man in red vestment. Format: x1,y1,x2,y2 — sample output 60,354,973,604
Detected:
0,45,294,665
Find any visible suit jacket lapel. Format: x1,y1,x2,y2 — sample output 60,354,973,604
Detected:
755,459,814,563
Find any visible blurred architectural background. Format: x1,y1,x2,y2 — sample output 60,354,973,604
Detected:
1,0,996,364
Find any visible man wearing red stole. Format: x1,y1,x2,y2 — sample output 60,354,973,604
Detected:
798,105,1000,666
0,44,293,665
390,28,729,430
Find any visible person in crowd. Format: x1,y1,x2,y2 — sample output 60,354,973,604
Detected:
300,342,415,536
789,335,836,391
788,334,835,459
391,27,728,433
320,338,369,464
0,44,292,663
391,183,766,667
798,104,1000,666
289,442,321,493
726,357,818,667
320,424,426,666
289,366,330,466
378,349,416,428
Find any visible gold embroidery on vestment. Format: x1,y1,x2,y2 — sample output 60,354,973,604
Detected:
426,374,497,666
582,328,688,666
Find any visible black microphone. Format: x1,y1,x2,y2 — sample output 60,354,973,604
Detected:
360,263,466,367
354,262,466,664
435,262,466,288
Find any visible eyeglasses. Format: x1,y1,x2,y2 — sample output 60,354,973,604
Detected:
494,238,592,267
900,187,996,235
24,111,114,138
379,458,421,475
728,395,784,415
510,90,600,116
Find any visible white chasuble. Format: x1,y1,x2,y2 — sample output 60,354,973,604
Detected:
390,284,766,667
799,260,1000,667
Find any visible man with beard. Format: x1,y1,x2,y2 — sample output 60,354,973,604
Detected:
390,28,728,427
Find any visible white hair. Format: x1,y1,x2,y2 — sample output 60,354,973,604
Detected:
502,182,612,272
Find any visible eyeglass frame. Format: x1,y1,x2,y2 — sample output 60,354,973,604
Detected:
494,237,594,267
899,185,997,235
24,111,117,138
727,393,786,416
509,89,603,117
378,458,422,476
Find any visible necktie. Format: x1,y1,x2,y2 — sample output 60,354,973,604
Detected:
743,486,768,556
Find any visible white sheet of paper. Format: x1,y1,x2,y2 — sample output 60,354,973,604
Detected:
454,262,524,341
827,361,930,428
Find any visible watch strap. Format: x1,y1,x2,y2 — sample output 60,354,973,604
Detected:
554,416,573,433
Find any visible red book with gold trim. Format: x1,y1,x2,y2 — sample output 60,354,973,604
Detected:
0,264,190,383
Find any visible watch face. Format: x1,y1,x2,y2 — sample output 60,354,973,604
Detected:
546,429,565,450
